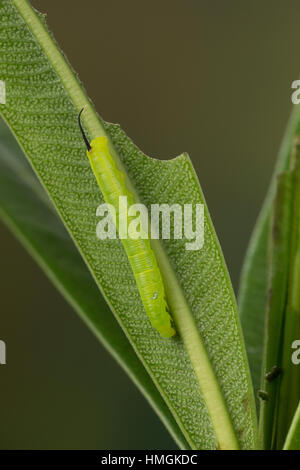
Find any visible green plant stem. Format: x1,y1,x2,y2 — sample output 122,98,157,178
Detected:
259,172,293,449
238,104,300,399
276,141,300,448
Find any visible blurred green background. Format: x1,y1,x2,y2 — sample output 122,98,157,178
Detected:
0,0,300,449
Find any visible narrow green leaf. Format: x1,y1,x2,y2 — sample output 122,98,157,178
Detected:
283,401,300,450
0,0,257,448
259,171,293,449
0,116,189,450
238,103,300,398
276,141,300,449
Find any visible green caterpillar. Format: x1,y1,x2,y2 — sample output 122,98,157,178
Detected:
78,108,175,338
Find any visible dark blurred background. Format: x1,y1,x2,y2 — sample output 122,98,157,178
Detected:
0,0,299,449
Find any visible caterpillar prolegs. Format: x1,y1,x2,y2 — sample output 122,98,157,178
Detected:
78,109,175,338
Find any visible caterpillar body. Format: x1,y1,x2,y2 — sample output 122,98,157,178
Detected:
78,109,175,338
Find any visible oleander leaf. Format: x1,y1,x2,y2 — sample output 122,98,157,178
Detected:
284,401,300,450
238,106,300,400
0,0,257,449
275,142,300,449
0,115,189,450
